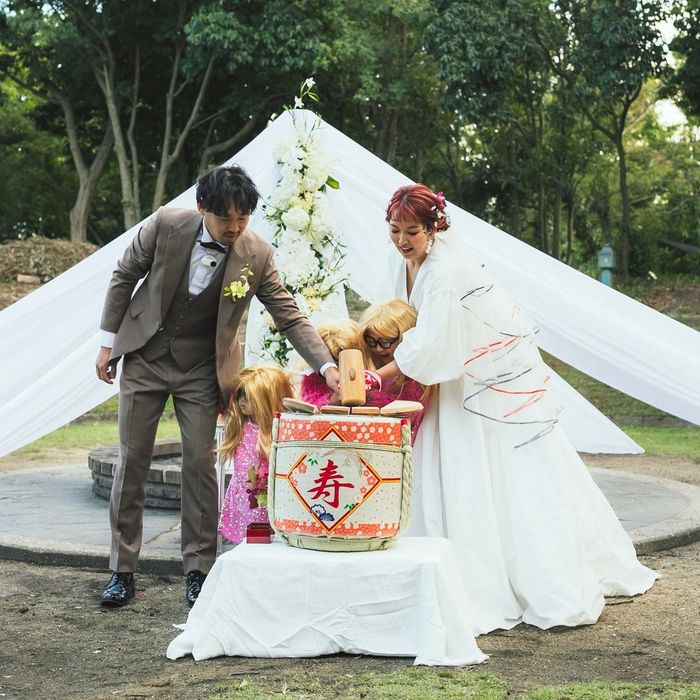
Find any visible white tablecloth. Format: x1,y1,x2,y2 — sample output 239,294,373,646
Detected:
167,537,487,666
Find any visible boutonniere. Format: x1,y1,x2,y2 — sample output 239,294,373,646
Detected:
223,264,254,303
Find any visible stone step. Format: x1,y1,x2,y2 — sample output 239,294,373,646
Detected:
88,438,231,510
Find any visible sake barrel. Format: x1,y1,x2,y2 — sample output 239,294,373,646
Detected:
268,412,413,552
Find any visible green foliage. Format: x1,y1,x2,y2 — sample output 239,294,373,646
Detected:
0,80,75,240
559,0,670,109
0,0,698,278
666,0,700,117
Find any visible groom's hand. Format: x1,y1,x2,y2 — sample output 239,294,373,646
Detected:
96,346,117,384
323,366,340,391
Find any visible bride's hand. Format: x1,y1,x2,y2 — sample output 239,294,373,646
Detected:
364,370,382,392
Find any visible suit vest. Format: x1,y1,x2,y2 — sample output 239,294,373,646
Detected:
139,256,225,372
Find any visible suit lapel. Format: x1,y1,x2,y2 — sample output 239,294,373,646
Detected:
217,230,255,328
161,215,201,319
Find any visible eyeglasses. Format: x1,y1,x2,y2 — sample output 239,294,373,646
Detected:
364,334,399,349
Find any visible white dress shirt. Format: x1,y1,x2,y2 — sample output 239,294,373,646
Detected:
188,224,228,296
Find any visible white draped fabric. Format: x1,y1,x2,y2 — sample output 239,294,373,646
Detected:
167,538,488,666
392,233,658,630
0,109,698,457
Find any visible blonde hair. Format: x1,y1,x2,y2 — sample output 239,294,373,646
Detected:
221,365,294,458
315,319,364,363
358,299,434,401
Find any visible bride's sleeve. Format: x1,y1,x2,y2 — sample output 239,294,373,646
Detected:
393,284,469,385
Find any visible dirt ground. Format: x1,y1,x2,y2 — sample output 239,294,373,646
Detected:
0,453,699,699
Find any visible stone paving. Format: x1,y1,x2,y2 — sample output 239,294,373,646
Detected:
0,462,699,575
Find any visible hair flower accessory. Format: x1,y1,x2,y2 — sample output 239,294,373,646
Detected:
224,264,254,302
430,191,448,220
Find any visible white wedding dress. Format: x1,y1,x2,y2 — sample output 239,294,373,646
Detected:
392,231,658,634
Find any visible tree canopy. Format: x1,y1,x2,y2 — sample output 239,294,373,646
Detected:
0,0,697,279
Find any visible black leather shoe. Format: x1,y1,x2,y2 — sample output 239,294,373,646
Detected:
185,570,207,607
101,572,135,608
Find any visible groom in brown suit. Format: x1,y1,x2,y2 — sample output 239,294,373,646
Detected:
95,165,339,607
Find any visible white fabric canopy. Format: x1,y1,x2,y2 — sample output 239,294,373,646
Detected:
1,109,698,457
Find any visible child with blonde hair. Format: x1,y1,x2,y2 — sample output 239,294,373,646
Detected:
299,319,366,407
219,365,294,543
359,299,433,443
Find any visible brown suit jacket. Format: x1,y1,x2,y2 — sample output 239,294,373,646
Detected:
101,207,333,401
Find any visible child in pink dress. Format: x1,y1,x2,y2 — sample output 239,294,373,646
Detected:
218,366,294,544
359,299,435,444
299,319,367,408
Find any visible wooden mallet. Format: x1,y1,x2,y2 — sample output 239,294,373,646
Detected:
339,348,366,407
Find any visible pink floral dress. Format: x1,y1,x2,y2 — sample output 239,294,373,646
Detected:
300,370,428,444
299,371,334,407
218,421,270,544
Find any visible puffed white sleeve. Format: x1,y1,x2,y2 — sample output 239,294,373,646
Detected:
393,284,470,385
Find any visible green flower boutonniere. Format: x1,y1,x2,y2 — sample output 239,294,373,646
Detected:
224,264,254,303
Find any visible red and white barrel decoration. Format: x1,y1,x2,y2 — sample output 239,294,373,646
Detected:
268,413,413,552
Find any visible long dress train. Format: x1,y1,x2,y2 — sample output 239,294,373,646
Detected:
392,231,658,634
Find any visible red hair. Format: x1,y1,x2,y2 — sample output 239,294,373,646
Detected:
385,184,450,232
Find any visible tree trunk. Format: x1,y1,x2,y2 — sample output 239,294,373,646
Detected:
537,182,548,254
509,187,521,238
68,128,113,242
375,109,390,160
414,144,426,182
552,179,562,260
565,201,575,265
95,50,141,229
197,115,260,173
615,132,631,280
152,38,215,209
386,110,399,164
58,92,113,242
507,140,521,237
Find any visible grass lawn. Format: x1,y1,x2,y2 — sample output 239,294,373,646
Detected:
210,669,700,700
624,426,700,458
8,418,180,458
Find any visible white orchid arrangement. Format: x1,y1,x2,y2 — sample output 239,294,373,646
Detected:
257,79,347,366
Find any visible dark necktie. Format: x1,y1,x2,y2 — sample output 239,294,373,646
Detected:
200,239,227,254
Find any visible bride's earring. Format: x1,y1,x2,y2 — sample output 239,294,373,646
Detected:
425,235,435,255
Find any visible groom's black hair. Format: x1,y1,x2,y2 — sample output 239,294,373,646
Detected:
196,165,260,216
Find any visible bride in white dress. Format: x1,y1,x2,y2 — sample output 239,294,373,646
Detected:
367,184,658,634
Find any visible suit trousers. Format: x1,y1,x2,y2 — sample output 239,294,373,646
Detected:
109,350,220,574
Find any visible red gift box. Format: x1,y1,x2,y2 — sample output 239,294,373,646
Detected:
246,523,273,544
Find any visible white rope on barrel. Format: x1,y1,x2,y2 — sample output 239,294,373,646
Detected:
267,415,283,540
398,419,413,535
